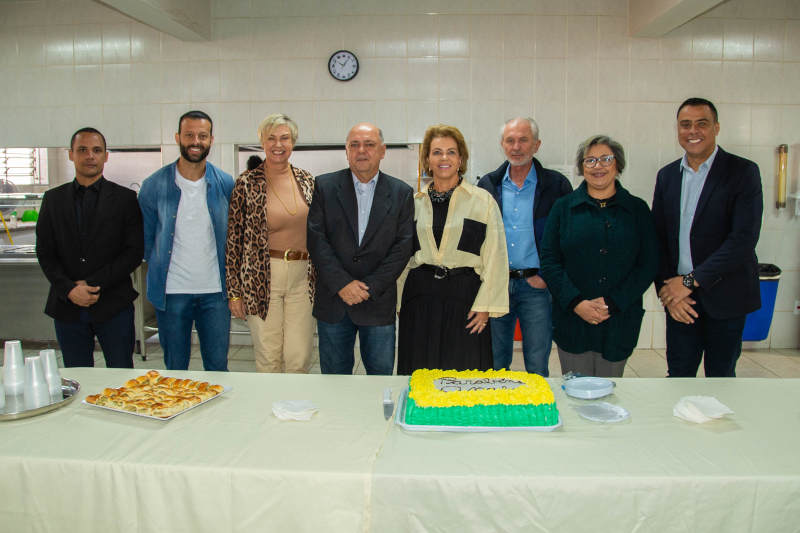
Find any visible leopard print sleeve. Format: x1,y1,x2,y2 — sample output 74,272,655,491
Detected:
225,172,250,299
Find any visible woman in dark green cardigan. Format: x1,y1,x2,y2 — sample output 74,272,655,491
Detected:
539,135,659,377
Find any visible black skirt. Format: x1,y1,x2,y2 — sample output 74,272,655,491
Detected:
397,266,493,375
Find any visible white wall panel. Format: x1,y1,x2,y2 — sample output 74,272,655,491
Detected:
1,0,799,347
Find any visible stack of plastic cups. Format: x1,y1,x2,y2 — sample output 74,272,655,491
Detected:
0,368,6,410
23,355,51,410
3,340,24,396
39,349,63,399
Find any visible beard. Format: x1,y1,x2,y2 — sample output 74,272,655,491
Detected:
508,154,534,167
180,142,211,163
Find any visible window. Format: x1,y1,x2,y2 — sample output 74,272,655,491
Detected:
0,149,41,186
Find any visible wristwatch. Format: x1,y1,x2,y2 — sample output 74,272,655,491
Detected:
682,273,696,289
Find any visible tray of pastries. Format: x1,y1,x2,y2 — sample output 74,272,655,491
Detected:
83,370,231,420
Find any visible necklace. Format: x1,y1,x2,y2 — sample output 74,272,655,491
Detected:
266,169,298,215
428,176,463,203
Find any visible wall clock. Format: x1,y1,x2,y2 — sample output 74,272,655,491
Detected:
328,50,359,81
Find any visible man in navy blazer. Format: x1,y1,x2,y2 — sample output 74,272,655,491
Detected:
307,123,414,375
652,98,763,378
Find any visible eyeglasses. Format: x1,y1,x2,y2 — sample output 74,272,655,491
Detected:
582,155,615,168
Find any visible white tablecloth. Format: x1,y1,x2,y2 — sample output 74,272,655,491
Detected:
2,369,800,533
372,377,800,532
0,369,403,533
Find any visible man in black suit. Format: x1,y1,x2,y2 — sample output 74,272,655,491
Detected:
652,98,763,377
307,123,414,375
36,128,144,368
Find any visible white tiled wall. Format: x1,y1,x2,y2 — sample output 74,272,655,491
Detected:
238,146,422,189
45,147,162,189
1,0,800,348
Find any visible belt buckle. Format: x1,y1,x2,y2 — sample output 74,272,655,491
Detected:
283,249,295,262
434,265,448,279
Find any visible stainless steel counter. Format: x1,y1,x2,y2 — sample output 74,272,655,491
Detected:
0,245,57,341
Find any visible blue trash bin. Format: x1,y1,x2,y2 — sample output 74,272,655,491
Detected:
742,264,781,342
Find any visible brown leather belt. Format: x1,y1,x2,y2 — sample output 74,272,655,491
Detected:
268,249,309,262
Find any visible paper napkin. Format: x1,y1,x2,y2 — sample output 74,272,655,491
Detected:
272,400,319,422
673,396,734,424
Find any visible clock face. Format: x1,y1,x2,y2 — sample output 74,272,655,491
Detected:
328,50,359,81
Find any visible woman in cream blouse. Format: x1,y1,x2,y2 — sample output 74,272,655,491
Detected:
397,124,509,374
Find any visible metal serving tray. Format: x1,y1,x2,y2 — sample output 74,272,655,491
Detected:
394,387,563,433
82,385,232,421
0,378,81,421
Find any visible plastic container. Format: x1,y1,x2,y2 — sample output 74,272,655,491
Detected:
564,377,615,399
742,264,781,342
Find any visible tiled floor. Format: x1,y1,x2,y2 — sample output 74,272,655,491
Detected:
9,340,800,378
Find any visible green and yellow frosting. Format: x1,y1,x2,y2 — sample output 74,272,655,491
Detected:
406,369,559,427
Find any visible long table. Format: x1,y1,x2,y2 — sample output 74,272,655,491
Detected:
1,369,799,532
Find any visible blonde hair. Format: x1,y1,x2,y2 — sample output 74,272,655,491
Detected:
420,124,469,177
257,113,299,145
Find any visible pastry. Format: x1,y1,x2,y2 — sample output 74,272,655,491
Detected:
86,371,224,418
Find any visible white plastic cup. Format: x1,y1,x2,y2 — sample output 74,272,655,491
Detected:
39,349,63,398
3,340,24,396
23,356,50,410
0,371,6,410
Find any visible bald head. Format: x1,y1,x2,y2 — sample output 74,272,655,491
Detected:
346,123,386,182
347,123,384,146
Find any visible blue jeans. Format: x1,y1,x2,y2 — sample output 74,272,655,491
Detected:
54,304,135,368
490,278,553,377
317,314,395,375
155,293,230,371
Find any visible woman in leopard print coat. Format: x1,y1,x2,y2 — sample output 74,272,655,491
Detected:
226,114,316,373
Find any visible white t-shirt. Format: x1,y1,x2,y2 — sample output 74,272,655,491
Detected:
165,169,222,294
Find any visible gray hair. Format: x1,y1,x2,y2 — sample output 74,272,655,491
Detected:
575,135,626,176
378,128,385,146
257,113,299,145
500,117,540,142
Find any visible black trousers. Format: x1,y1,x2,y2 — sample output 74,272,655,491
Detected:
53,304,135,368
665,297,746,378
397,266,492,375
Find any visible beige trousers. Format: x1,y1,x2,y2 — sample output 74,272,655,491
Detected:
247,258,314,373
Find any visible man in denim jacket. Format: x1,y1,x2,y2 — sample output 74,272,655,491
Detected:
138,111,235,371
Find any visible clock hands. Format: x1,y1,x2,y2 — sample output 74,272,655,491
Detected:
330,52,357,80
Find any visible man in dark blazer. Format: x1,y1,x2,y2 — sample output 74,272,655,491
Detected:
307,123,414,375
652,98,763,378
36,128,144,368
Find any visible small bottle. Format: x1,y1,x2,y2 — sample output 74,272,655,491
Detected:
9,211,17,228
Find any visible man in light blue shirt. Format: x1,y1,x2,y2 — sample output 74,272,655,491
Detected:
502,163,538,271
677,146,718,275
308,123,415,376
478,118,573,376
353,172,377,245
653,98,763,378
